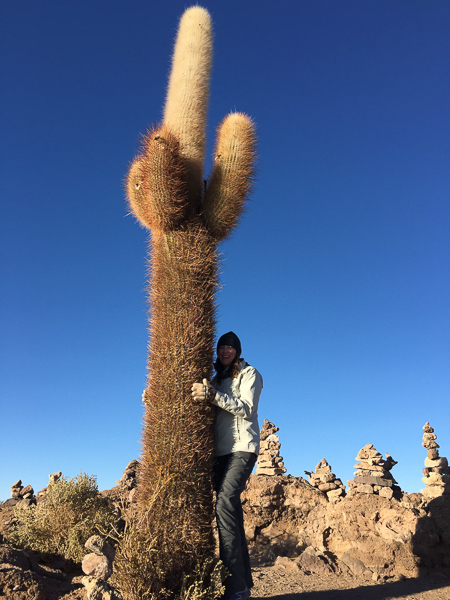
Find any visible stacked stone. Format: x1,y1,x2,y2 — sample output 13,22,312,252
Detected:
36,471,63,502
82,535,122,600
10,480,36,506
10,480,23,499
116,460,140,503
256,419,287,476
116,460,139,490
347,443,402,500
304,458,346,502
421,422,450,499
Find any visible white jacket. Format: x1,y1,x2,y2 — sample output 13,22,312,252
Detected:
211,360,263,457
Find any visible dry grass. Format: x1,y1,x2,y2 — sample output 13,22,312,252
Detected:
6,473,115,563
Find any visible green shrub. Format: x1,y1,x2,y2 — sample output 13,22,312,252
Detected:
6,473,115,563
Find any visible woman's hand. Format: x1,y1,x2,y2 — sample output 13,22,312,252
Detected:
191,378,215,403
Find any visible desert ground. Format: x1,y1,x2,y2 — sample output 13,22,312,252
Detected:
2,558,450,600
251,564,450,600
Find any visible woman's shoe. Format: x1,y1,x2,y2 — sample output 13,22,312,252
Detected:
226,587,250,600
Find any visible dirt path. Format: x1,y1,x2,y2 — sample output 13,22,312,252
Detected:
250,565,450,600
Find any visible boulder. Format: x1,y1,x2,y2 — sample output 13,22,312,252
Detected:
82,553,112,580
296,548,333,574
82,576,123,600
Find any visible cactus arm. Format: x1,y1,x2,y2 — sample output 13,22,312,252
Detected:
203,112,257,241
126,154,148,228
163,6,213,197
126,125,190,232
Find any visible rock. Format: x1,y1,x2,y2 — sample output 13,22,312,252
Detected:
340,552,366,576
82,553,112,580
425,456,448,468
256,420,287,476
319,473,335,484
256,467,286,476
354,463,385,472
421,423,450,498
423,473,450,486
10,480,23,499
422,428,440,450
82,576,123,600
318,482,338,492
422,485,450,499
0,545,32,571
16,498,35,508
260,419,279,440
2,498,19,509
384,454,398,470
358,484,374,494
349,445,401,497
85,535,115,561
327,488,344,500
274,555,300,572
124,459,139,472
19,485,34,498
306,458,346,502
379,486,394,499
116,460,140,489
354,476,392,487
356,444,382,461
424,440,440,450
296,548,333,574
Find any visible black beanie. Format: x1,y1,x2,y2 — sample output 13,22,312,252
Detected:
217,331,242,356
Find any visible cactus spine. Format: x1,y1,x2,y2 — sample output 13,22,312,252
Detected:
125,6,256,595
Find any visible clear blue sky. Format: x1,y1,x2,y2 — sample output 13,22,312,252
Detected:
1,1,449,501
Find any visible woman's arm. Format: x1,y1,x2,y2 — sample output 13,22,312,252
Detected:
211,367,262,419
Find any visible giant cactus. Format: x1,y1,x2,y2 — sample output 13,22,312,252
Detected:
125,6,256,594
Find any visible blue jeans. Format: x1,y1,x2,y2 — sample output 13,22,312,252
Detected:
214,452,257,595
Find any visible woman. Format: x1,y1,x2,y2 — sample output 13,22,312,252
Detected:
192,331,263,600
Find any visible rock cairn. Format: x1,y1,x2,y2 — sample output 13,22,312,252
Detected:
421,422,450,499
256,419,287,476
82,535,122,600
347,443,402,499
10,480,36,507
6,472,63,508
36,471,63,502
304,458,346,502
115,459,140,503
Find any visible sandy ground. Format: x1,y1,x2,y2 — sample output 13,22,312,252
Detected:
250,564,450,600
1,561,450,599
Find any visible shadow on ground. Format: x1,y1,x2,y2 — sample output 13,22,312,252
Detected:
252,575,450,600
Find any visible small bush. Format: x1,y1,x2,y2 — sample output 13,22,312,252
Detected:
6,473,115,563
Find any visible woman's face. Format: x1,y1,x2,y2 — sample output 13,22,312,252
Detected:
218,345,237,367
